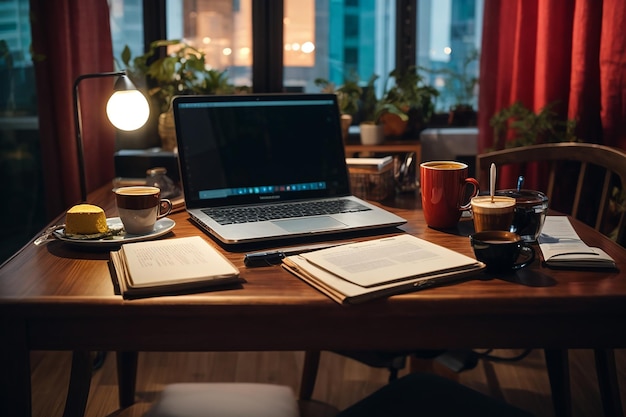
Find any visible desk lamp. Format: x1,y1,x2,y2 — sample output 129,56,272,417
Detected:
73,70,150,201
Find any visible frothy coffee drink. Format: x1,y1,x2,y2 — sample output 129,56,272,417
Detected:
114,186,172,235
426,162,465,170
471,195,516,233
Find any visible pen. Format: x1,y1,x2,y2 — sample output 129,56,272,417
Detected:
244,241,354,267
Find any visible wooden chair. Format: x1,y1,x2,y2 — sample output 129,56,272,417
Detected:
476,142,626,417
476,142,626,246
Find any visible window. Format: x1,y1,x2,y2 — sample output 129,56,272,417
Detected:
288,0,395,98
0,0,44,264
117,0,482,114
110,0,144,67
164,0,253,88
161,0,396,98
417,0,483,112
0,0,36,116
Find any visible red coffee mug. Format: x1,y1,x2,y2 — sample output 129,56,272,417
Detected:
420,161,479,229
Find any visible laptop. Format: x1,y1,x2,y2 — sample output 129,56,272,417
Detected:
171,93,406,245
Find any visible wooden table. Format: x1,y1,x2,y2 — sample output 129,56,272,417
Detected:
1,185,626,417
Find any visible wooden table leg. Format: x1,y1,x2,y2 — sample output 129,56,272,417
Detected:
544,349,572,417
299,350,321,400
594,348,624,417
62,351,93,417
117,351,139,407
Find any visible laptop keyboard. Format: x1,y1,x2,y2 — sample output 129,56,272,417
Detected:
202,199,371,225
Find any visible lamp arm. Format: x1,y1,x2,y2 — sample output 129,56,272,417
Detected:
73,70,127,202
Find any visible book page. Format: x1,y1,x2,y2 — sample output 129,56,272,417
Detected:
300,234,482,287
538,216,595,253
538,216,615,267
121,236,239,288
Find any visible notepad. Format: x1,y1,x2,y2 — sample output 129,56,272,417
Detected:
538,216,616,269
110,236,243,298
282,234,485,304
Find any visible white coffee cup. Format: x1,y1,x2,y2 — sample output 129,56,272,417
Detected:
114,186,172,235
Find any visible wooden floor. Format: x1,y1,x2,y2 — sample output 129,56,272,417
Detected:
30,348,625,417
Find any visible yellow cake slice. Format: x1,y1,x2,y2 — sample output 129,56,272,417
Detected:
65,204,109,235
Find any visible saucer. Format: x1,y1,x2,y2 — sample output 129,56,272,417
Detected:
53,217,176,247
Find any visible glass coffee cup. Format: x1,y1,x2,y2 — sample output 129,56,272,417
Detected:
493,189,549,242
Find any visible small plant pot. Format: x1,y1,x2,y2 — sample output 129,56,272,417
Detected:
340,114,353,143
359,123,384,145
379,112,408,138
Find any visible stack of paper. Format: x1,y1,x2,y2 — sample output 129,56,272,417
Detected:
538,216,616,269
110,236,243,298
345,156,393,171
282,234,485,304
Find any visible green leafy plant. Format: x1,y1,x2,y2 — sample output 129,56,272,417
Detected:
379,66,439,126
315,73,384,123
118,39,234,113
489,101,579,150
315,67,439,131
314,76,362,116
359,74,387,123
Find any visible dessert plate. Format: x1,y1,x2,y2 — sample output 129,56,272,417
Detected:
53,217,176,247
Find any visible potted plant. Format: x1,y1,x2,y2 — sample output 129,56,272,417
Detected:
378,66,439,139
118,39,235,150
314,75,362,141
358,74,386,145
489,100,579,150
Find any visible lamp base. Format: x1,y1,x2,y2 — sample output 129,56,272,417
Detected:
114,148,180,182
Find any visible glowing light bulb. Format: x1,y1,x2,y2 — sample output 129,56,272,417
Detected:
106,90,150,131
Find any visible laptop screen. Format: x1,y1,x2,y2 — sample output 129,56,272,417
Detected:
172,94,351,209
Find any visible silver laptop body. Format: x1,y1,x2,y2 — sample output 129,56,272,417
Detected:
172,93,406,245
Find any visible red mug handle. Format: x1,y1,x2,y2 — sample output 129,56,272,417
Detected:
459,177,480,210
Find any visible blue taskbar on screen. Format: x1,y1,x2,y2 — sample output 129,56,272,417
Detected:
199,181,327,200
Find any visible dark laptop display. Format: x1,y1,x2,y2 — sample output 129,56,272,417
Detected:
174,94,350,209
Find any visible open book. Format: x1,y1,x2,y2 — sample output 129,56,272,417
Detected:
538,216,616,269
282,234,485,304
110,236,243,298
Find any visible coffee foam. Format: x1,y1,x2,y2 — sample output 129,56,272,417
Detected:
471,196,516,209
115,186,160,196
422,161,466,170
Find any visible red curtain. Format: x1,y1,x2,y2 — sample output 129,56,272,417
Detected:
30,0,116,219
478,0,626,188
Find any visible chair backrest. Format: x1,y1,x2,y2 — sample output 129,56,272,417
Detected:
476,142,626,246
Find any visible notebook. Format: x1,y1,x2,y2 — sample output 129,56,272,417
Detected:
171,93,406,245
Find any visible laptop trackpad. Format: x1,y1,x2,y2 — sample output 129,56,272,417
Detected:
272,216,347,233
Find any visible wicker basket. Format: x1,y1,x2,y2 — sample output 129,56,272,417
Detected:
348,161,394,201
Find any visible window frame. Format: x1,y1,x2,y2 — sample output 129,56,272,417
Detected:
145,0,417,93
